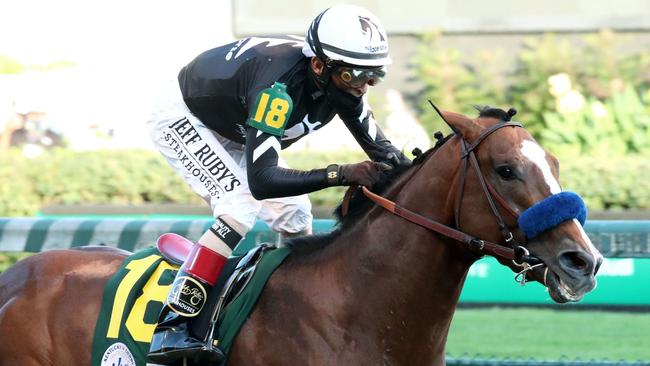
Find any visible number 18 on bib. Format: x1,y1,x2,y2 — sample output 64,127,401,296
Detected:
247,82,293,136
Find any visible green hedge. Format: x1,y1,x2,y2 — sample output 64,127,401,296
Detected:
1,149,648,216
561,155,650,210
0,252,32,273
1,149,201,216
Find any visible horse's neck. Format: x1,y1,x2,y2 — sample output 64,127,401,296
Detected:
314,153,474,358
320,213,471,361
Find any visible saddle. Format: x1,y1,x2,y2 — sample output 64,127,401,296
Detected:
157,233,271,301
91,236,290,366
157,233,274,348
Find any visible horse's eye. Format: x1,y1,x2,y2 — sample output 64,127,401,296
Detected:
496,166,516,180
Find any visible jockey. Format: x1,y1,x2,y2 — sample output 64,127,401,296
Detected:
146,4,410,363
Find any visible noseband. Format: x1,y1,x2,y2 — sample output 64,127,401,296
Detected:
361,120,544,285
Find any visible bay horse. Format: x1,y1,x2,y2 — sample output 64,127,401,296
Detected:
0,107,603,366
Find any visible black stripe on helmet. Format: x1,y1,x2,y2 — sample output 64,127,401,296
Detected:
308,9,328,59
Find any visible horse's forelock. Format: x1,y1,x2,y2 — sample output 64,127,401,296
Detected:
475,105,516,122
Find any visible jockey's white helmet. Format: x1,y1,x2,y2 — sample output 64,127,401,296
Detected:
303,4,392,67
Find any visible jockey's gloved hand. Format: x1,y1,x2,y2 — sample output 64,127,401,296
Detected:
327,161,392,187
384,151,412,168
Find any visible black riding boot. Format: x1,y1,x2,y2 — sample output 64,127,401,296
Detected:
148,244,227,364
148,293,224,364
188,256,242,340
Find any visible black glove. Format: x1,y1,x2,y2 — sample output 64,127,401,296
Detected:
383,151,412,168
326,161,392,187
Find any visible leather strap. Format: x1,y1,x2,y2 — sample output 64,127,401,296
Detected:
484,178,520,219
453,123,523,249
341,185,357,217
361,187,541,264
357,119,541,266
454,138,469,228
462,122,522,158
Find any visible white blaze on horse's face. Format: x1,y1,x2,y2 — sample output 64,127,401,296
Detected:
521,140,602,302
573,218,603,265
520,140,561,194
520,139,603,282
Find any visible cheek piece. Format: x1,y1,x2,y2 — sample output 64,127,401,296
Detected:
517,191,588,239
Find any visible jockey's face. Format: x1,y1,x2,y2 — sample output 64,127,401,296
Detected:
310,57,384,98
330,70,368,97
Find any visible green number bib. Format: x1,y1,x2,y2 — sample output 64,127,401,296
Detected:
247,82,293,136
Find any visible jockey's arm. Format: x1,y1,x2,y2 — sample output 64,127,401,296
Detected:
339,102,411,167
245,127,331,200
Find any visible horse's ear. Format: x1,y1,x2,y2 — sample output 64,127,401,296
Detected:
429,101,482,140
432,107,482,141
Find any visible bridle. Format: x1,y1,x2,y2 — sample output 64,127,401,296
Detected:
360,111,546,285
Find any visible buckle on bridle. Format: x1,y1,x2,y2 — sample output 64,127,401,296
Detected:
513,245,529,265
512,246,545,286
469,239,485,251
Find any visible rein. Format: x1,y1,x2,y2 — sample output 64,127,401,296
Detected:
359,118,545,285
361,186,538,264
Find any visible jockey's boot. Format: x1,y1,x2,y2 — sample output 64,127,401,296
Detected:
148,243,227,364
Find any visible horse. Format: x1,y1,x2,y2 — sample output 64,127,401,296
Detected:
0,106,603,366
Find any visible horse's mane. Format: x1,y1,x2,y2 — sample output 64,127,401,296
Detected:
287,105,514,255
474,105,517,122
287,133,453,255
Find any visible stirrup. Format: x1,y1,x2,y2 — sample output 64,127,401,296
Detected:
148,326,224,364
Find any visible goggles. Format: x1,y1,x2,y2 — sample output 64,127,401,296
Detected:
332,65,387,88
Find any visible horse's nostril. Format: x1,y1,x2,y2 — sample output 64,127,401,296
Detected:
594,256,603,275
559,251,592,276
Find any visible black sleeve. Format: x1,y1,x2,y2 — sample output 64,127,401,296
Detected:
245,127,331,200
340,102,411,166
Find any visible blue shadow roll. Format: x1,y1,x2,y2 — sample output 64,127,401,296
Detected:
518,191,587,239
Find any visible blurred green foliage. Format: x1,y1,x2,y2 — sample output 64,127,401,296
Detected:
560,154,650,210
1,148,648,216
0,252,32,273
0,148,201,216
412,31,506,135
0,54,77,74
0,151,40,216
0,54,24,74
541,86,650,156
413,30,650,157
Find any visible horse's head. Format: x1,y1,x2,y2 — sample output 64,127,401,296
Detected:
437,106,603,303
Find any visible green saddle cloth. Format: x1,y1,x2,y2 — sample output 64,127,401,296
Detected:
215,246,291,365
90,246,291,366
